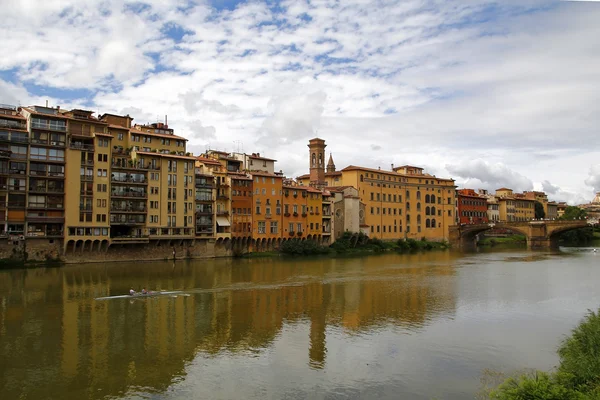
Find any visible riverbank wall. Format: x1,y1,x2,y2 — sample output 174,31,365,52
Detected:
0,237,241,266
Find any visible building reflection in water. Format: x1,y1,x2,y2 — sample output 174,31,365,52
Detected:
0,252,458,399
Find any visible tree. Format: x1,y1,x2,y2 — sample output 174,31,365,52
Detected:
534,201,546,219
559,206,587,221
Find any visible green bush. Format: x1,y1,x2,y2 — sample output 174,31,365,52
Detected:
487,309,600,399
558,309,600,390
489,371,584,400
280,239,330,255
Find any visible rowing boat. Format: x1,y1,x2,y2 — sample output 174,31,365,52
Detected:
95,291,183,300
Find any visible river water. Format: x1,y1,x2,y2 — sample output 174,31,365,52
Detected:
1,248,599,399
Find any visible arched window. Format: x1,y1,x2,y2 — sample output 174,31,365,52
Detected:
417,215,421,224
431,206,436,216
425,206,430,215
406,202,410,211
431,195,436,204
431,218,436,228
311,153,316,167
406,190,410,198
319,153,323,165
360,174,364,182
426,219,431,228
425,194,430,203
406,214,410,223
417,202,421,212
416,191,421,200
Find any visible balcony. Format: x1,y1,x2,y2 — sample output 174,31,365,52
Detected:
217,195,228,200
0,117,25,128
26,215,65,223
81,159,94,166
111,235,150,244
110,206,147,213
69,142,95,152
216,210,229,216
112,162,160,171
288,231,295,237
79,205,93,211
80,175,94,182
111,176,147,185
265,213,272,219
110,216,146,225
29,186,65,194
31,120,66,132
0,150,10,159
297,231,303,237
110,191,147,199
9,169,26,176
302,213,307,217
195,183,214,189
80,190,93,197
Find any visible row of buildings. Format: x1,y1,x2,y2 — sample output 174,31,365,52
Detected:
456,188,566,225
0,103,565,258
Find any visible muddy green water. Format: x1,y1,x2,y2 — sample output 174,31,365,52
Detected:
1,248,599,399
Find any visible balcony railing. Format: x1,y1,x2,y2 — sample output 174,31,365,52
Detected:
31,121,66,132
112,162,160,171
0,120,26,130
110,191,147,198
80,175,94,182
29,186,64,193
79,205,93,211
110,206,147,213
69,143,95,151
111,176,147,184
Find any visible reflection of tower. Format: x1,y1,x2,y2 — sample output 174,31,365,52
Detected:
309,283,330,369
308,138,326,188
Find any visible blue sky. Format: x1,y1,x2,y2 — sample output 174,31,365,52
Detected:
1,0,599,204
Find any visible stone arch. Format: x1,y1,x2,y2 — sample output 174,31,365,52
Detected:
312,152,316,167
84,239,92,252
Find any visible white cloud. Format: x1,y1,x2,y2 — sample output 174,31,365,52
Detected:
0,0,599,202
446,159,534,193
585,165,600,193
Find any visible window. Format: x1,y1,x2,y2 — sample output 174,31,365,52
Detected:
255,206,261,214
258,221,266,234
288,222,294,232
270,221,278,234
297,223,302,232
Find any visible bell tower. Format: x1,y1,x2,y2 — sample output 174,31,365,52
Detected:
308,138,326,187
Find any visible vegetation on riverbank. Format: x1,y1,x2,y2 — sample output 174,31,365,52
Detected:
479,309,600,399
477,235,527,247
279,232,449,256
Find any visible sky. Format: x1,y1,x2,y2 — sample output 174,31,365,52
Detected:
1,0,599,205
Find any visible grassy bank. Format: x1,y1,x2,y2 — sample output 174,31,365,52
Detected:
277,232,449,257
479,309,600,399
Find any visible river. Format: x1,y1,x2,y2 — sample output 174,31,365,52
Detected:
1,248,599,399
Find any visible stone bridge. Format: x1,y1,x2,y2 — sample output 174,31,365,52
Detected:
448,220,590,250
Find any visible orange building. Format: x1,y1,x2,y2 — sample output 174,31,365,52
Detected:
230,172,252,239
306,187,322,238
457,189,489,224
251,171,283,241
282,185,308,238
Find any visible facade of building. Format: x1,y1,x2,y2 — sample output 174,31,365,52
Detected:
298,139,457,241
457,189,489,224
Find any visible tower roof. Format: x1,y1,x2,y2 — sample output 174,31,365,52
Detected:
326,152,336,173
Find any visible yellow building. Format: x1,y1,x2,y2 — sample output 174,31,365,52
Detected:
297,139,456,241
513,194,535,221
306,187,323,238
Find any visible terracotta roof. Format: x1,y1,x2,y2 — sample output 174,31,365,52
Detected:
297,171,342,179
305,187,323,193
324,186,354,192
0,113,25,121
283,185,307,190
95,132,114,138
129,128,187,141
342,165,454,182
248,154,277,161
21,107,69,120
135,151,196,160
496,187,512,191
107,124,129,131
250,171,283,177
196,156,222,166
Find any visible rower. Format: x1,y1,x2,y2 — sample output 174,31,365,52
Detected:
142,288,147,294
130,288,135,296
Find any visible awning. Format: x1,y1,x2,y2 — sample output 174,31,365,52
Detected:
216,217,231,227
